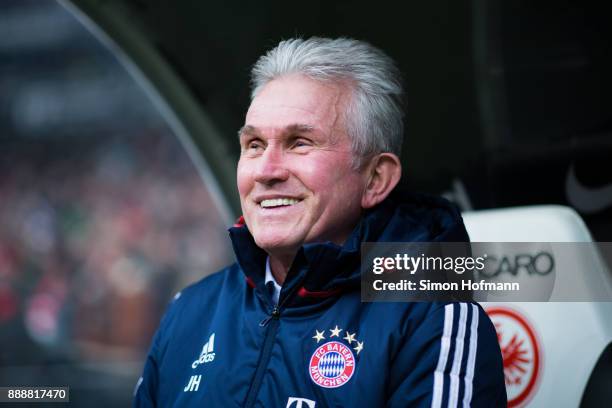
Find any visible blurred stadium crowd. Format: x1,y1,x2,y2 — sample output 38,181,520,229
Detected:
0,4,233,404
0,131,232,362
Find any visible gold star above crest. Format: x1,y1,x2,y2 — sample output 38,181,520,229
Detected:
329,325,342,337
343,331,356,344
354,341,364,355
313,330,325,343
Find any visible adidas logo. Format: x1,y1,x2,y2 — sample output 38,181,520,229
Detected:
191,333,216,369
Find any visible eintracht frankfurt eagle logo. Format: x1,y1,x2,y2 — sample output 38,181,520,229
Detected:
486,307,541,408
309,341,355,388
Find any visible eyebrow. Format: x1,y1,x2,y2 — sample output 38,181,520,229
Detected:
237,124,316,139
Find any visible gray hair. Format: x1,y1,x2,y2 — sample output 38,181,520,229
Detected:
250,37,404,166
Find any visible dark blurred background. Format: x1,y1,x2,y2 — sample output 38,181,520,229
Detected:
63,0,611,237
0,0,610,406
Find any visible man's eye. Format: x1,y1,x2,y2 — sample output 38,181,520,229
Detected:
291,138,311,149
246,140,264,150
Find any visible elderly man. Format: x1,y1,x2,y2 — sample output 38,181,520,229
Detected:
135,37,506,407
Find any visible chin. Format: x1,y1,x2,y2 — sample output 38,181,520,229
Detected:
252,231,302,254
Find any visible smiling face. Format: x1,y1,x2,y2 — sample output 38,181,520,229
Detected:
237,74,368,257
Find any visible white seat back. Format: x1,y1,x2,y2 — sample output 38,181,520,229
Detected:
462,205,612,407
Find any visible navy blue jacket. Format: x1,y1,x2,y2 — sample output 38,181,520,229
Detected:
134,193,507,407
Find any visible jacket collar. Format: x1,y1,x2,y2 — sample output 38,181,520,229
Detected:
228,191,469,307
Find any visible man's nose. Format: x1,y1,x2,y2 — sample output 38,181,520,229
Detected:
254,145,290,184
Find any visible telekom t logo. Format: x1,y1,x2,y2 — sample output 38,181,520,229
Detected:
286,397,316,408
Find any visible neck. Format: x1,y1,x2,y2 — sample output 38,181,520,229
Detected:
268,252,295,285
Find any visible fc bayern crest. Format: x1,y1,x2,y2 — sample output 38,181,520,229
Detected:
309,341,355,388
486,307,542,408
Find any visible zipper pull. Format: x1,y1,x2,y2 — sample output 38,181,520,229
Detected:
259,306,280,327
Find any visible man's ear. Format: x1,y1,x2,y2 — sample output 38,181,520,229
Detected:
361,153,402,209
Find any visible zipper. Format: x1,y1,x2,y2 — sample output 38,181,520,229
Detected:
259,306,280,327
245,272,306,407
244,306,280,408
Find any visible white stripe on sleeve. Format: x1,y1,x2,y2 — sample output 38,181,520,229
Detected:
432,304,455,408
448,303,469,407
462,304,480,407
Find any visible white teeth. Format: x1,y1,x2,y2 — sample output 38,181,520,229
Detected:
260,198,299,208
